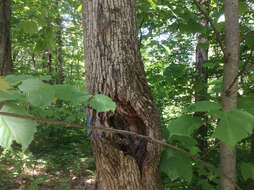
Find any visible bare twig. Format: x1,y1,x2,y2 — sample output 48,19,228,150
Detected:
0,111,242,190
193,0,225,55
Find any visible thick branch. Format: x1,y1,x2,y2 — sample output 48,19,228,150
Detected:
0,111,242,190
193,0,225,55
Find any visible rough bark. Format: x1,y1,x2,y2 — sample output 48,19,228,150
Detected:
194,0,209,152
82,0,162,190
220,0,240,189
0,0,12,76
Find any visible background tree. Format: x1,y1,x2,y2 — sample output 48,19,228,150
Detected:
0,0,12,75
194,0,209,152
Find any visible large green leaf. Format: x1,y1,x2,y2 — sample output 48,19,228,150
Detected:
0,104,37,151
171,136,200,155
5,74,33,85
71,91,92,105
0,78,11,90
240,162,254,181
238,96,254,115
89,94,116,112
168,115,202,137
53,84,79,101
18,79,44,93
159,148,193,182
181,19,205,34
23,21,38,34
53,84,92,104
187,101,221,113
0,90,26,102
246,31,254,48
213,109,254,149
27,85,55,106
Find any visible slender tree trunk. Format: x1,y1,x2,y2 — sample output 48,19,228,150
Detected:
194,0,209,152
31,53,36,70
220,0,240,189
82,0,162,190
0,0,12,75
48,51,52,74
55,0,64,84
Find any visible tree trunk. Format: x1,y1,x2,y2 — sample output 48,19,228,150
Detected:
82,0,162,190
55,0,64,84
220,0,240,189
194,0,209,152
48,50,52,74
0,0,12,75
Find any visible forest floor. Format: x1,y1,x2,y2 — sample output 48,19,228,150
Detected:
0,151,96,190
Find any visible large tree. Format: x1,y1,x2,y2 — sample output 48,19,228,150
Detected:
82,0,162,189
0,0,12,75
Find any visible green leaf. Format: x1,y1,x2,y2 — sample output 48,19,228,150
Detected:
18,79,44,93
246,32,254,48
238,96,254,115
187,101,221,113
23,21,38,34
198,180,215,190
159,148,192,182
5,74,33,85
39,75,52,81
53,85,92,104
197,42,209,50
161,44,171,55
213,109,254,149
27,85,55,106
168,116,202,137
147,0,157,9
0,104,37,151
0,90,26,102
77,4,82,12
0,78,11,90
182,19,204,34
240,162,254,181
53,84,78,101
71,92,92,105
90,94,116,112
239,1,248,16
209,79,223,94
172,136,200,155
